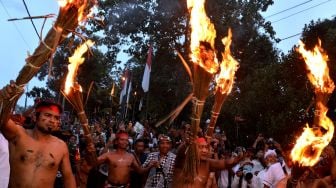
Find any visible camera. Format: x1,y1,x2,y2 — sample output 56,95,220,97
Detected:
156,166,163,173
241,163,254,181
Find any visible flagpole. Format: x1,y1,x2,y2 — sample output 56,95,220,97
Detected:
124,71,133,120
124,86,126,119
145,91,149,120
132,91,137,122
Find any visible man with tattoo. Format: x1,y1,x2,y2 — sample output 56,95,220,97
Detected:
97,132,157,188
1,92,76,188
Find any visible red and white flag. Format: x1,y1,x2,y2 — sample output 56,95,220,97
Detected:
119,70,129,104
141,45,153,92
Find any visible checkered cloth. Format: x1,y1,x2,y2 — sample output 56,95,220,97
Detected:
143,152,176,188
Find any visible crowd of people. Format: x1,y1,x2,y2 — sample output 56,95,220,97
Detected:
72,118,336,188
0,84,336,188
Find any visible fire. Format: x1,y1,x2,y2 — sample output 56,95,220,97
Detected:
57,0,94,23
215,28,239,94
64,40,94,94
187,0,218,73
297,40,334,93
290,40,335,166
57,0,74,8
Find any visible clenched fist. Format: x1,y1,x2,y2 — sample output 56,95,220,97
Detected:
0,80,24,100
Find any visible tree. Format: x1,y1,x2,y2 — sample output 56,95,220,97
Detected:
26,86,55,99
34,37,116,116
96,0,279,127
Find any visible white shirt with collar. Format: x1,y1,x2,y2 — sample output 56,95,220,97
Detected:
0,133,10,188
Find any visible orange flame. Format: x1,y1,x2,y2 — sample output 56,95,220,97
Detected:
187,0,218,73
57,0,94,23
64,40,94,94
290,40,335,166
215,28,239,94
297,40,334,93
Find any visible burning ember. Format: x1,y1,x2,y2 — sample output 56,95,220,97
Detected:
290,39,335,166
215,28,239,94
187,0,218,73
64,40,94,94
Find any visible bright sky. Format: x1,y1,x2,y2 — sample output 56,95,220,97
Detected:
0,0,335,106
263,0,336,52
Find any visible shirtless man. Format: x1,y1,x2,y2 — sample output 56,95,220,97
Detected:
173,137,240,188
1,97,76,187
97,132,156,188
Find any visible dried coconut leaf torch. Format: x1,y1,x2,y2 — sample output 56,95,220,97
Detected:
290,39,335,167
61,40,97,165
206,28,239,140
0,0,96,125
183,0,219,182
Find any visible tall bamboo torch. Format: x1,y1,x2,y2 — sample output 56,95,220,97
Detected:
291,39,335,167
205,28,239,140
61,40,97,165
0,0,96,125
183,0,219,182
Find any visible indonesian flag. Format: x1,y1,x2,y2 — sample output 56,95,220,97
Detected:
119,70,129,104
142,45,153,92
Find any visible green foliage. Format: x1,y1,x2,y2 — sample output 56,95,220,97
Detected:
26,86,55,99
31,1,336,147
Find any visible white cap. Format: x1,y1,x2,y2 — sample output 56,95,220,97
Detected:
264,149,277,159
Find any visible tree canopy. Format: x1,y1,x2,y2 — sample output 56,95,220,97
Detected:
30,0,336,146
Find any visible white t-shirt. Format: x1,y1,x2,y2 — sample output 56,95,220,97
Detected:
262,162,286,188
231,174,263,188
0,133,10,188
218,170,231,188
252,159,264,174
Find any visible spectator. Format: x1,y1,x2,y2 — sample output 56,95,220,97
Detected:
130,139,148,188
262,149,287,188
143,135,176,188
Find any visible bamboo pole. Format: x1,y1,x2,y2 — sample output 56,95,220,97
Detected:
0,0,96,126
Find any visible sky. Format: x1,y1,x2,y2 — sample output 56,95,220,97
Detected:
0,0,335,107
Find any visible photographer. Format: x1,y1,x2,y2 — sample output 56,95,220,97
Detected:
231,162,262,188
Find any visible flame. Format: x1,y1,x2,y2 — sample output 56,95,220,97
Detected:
297,39,334,93
57,0,74,8
57,0,94,23
64,40,94,94
187,0,218,73
215,28,239,94
290,40,335,166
